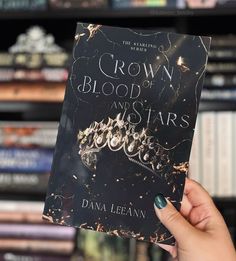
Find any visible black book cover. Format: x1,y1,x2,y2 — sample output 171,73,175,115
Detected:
43,23,211,245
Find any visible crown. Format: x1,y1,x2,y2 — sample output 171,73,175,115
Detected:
77,114,170,175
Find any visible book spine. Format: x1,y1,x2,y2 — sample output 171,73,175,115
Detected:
204,75,236,87
49,0,107,8
209,49,236,60
201,112,216,196
0,211,44,223
217,112,233,197
0,224,76,240
0,0,47,10
189,115,201,182
0,53,69,69
0,147,53,173
233,112,236,197
0,172,49,193
0,253,72,261
201,89,236,101
0,239,74,254
0,83,65,102
0,200,44,212
0,123,58,148
0,68,68,82
207,63,236,73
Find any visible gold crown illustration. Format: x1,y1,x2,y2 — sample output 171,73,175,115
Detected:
77,114,170,175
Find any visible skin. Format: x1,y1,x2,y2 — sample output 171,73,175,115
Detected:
154,178,236,261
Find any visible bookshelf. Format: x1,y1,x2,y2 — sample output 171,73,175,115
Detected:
0,1,236,261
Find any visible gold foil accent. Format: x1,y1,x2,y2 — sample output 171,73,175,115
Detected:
177,56,190,72
173,162,189,173
87,24,102,40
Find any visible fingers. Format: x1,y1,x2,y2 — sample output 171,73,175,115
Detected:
184,178,214,207
180,194,192,218
154,194,197,245
157,243,177,258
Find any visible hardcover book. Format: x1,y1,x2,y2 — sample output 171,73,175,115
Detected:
43,23,211,245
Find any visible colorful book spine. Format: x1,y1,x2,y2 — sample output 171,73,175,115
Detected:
0,121,58,148
0,224,76,240
0,147,53,173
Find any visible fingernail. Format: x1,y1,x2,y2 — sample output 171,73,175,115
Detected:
154,194,167,209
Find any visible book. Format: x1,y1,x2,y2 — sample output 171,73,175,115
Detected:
0,53,70,69
43,23,211,245
0,200,44,212
201,112,216,196
189,117,201,182
0,121,58,148
0,68,68,82
49,0,108,8
111,0,176,8
216,112,233,197
0,253,72,261
0,172,50,194
0,224,75,240
201,89,236,101
0,147,53,173
204,75,236,87
0,83,65,102
0,239,74,254
0,211,45,223
207,63,236,73
0,0,47,10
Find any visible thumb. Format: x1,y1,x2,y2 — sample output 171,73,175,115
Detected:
154,194,196,244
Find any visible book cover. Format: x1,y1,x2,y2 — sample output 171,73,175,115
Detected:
43,23,211,245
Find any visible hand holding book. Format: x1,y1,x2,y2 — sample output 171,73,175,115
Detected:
154,178,236,260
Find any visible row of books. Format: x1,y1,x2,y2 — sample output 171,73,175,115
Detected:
0,121,58,194
0,0,235,11
0,198,164,261
0,200,76,260
201,35,236,102
189,111,236,197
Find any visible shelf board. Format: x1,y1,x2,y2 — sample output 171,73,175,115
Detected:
0,7,235,19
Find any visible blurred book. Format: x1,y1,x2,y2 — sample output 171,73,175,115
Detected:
0,147,53,173
0,253,72,261
49,0,108,8
0,0,47,10
111,0,177,8
0,121,58,148
0,224,75,240
0,83,65,102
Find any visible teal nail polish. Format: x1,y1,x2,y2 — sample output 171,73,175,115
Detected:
154,194,167,209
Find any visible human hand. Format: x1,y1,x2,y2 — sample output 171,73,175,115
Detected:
154,178,236,261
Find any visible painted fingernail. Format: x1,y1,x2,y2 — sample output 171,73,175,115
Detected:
154,194,167,209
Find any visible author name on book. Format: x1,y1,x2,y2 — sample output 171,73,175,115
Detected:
81,199,146,219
